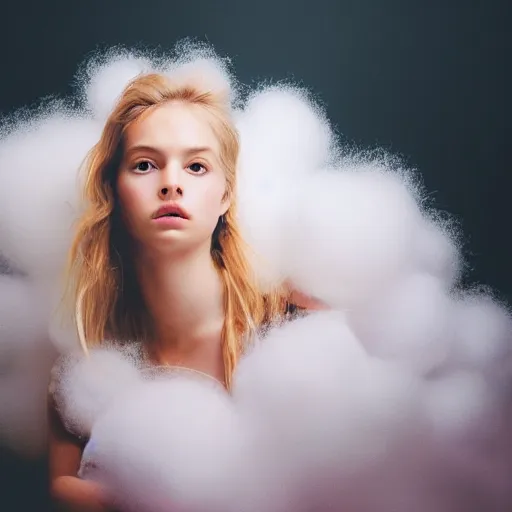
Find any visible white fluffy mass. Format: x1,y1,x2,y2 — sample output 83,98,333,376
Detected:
1,40,511,510
0,276,56,457
52,346,143,439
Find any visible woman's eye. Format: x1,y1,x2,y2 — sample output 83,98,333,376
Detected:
133,161,155,173
188,162,207,174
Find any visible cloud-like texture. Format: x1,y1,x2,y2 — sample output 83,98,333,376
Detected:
0,40,511,510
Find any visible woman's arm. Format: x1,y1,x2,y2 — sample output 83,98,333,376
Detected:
48,395,115,512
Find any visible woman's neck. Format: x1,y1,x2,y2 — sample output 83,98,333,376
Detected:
135,244,226,363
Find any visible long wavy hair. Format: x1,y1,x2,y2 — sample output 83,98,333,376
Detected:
64,72,289,388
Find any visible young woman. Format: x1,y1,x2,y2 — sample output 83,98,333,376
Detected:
48,70,323,511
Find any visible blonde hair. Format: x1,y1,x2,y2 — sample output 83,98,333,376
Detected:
64,73,289,388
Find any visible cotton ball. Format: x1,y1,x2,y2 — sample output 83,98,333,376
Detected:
0,275,57,457
236,88,332,223
236,179,300,293
234,311,417,487
88,378,244,512
162,39,237,106
349,273,453,374
234,311,368,430
423,371,492,437
238,87,335,171
418,372,512,510
164,57,234,106
415,218,462,286
235,167,297,292
236,87,335,292
283,170,425,308
451,291,512,372
53,346,142,439
0,114,100,278
83,53,153,120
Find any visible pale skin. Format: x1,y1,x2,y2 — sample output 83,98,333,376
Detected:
48,100,326,511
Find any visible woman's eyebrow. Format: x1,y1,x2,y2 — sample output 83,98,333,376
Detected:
125,145,215,157
124,144,161,157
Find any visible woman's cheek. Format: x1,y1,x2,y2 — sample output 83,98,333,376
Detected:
119,178,152,214
117,181,153,236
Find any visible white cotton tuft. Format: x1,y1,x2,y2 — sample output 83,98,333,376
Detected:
282,170,424,307
349,273,453,374
53,347,142,439
234,312,418,487
423,371,492,437
238,87,335,172
86,378,245,512
414,218,462,286
0,276,56,457
83,53,154,120
451,291,512,372
235,178,299,292
162,39,237,103
235,87,335,292
0,114,100,278
163,57,234,107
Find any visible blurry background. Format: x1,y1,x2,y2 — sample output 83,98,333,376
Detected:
0,0,510,510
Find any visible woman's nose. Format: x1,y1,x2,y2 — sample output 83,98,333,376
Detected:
158,165,183,199
158,184,183,199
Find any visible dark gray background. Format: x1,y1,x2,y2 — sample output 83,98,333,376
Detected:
0,1,510,510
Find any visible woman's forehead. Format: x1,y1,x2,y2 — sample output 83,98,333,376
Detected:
124,102,220,155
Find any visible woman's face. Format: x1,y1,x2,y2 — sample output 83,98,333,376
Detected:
116,101,230,256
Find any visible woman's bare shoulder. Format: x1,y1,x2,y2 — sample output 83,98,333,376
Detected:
287,287,329,312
